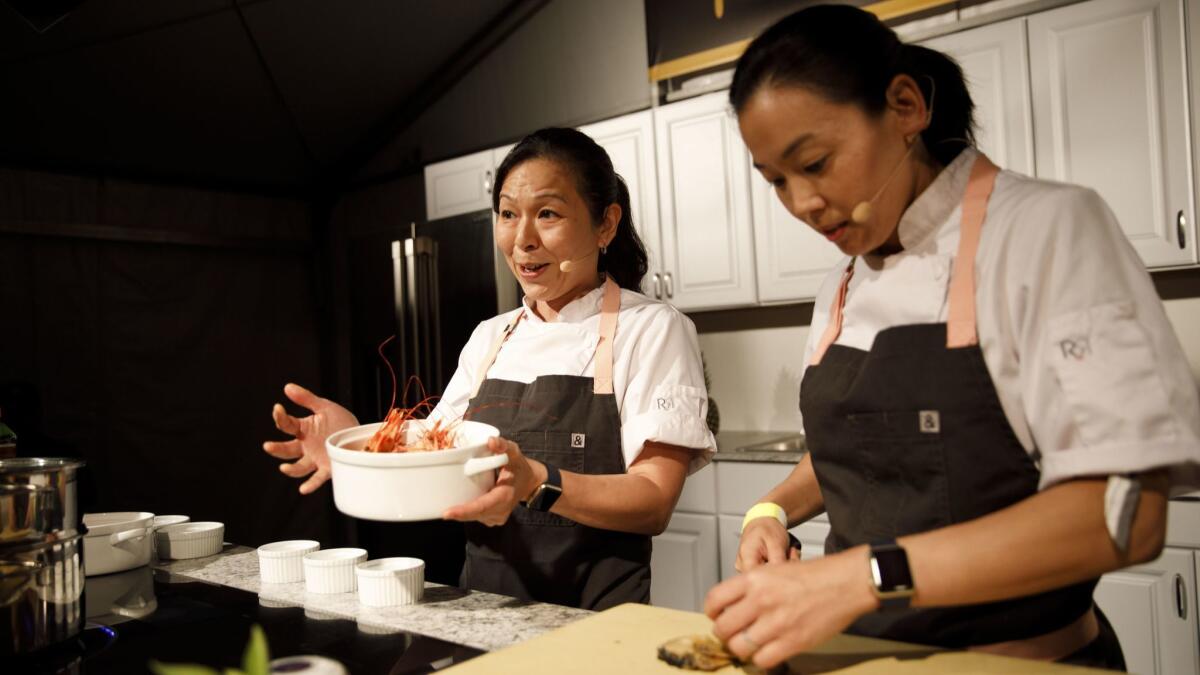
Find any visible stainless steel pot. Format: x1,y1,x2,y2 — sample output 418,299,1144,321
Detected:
0,483,57,545
0,458,86,539
0,457,87,656
0,534,85,656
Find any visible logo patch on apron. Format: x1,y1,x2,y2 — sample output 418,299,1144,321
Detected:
571,433,586,448
919,410,940,434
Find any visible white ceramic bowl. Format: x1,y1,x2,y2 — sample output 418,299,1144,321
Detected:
303,548,367,594
326,420,504,522
151,515,189,529
258,540,319,584
83,512,155,577
269,655,348,675
356,557,424,607
155,521,224,559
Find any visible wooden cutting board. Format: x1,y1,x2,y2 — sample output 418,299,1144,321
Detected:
441,603,1113,674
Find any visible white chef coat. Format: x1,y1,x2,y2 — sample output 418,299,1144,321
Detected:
433,284,716,472
803,147,1200,494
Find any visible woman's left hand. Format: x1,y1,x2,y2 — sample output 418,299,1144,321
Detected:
704,546,880,669
442,437,544,526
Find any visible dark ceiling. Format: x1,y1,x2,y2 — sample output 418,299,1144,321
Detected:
0,0,533,193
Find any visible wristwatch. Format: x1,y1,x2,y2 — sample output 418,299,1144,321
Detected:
869,539,914,610
523,462,563,512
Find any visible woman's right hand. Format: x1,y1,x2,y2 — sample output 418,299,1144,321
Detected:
263,383,358,495
736,517,797,572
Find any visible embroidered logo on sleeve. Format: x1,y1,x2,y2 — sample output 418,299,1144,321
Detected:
1057,336,1092,361
656,397,675,411
570,433,586,448
919,410,941,434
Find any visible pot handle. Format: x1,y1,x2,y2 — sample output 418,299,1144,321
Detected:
109,527,149,546
463,454,509,477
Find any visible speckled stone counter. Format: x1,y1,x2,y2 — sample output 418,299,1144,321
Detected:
712,429,805,463
156,546,590,652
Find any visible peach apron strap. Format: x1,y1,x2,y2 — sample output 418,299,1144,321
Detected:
809,259,856,366
592,277,621,395
946,154,1000,348
470,310,525,399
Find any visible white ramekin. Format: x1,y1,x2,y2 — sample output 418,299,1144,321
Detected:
355,557,425,607
155,521,224,559
303,548,367,594
257,540,320,584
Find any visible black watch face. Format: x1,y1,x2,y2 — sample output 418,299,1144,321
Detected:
874,546,913,591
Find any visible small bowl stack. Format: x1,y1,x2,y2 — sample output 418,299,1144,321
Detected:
155,521,224,559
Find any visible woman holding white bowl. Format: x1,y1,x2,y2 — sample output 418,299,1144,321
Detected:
264,127,716,610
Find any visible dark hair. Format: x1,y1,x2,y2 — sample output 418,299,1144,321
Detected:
492,127,649,292
729,4,975,166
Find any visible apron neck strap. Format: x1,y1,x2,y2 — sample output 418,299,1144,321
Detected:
469,276,622,398
946,153,999,348
592,276,621,395
808,152,1000,366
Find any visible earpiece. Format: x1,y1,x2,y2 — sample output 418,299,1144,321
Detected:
850,78,935,224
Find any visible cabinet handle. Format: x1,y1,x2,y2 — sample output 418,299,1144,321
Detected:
484,170,493,195
1175,574,1188,620
664,272,674,299
1178,210,1188,249
651,272,662,300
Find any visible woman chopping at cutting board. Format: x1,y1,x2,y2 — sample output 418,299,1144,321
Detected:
264,127,715,610
704,5,1200,671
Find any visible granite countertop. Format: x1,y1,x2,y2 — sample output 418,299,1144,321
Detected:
712,429,806,463
157,546,591,652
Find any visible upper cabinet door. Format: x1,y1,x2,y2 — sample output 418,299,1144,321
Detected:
922,17,1035,175
424,149,495,221
655,91,758,311
579,111,664,299
1028,0,1195,267
750,177,845,304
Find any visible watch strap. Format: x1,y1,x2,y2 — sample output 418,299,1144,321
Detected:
526,462,563,512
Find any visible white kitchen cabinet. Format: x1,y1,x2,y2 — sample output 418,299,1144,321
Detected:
424,144,514,221
921,17,1034,175
654,91,759,310
578,111,664,298
651,511,719,612
750,177,845,304
1095,547,1199,675
1028,0,1196,267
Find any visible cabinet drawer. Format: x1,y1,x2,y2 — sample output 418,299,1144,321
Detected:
677,463,716,513
716,461,796,515
1167,494,1200,549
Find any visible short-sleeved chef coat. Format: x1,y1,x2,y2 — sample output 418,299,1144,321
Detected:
802,147,1200,494
434,284,716,471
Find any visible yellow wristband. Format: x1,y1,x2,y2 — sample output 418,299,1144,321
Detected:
742,502,787,531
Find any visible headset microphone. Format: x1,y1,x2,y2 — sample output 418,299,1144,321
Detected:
558,251,595,273
850,141,917,224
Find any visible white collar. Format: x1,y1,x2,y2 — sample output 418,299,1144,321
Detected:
887,147,979,255
520,281,608,325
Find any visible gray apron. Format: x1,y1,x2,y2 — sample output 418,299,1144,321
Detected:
459,278,651,610
799,154,1106,653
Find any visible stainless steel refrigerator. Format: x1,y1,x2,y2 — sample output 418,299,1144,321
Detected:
389,209,520,409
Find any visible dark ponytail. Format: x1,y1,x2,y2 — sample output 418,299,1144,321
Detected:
492,127,649,292
729,4,975,166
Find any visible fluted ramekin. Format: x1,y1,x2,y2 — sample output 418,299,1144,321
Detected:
303,548,367,594
155,521,224,559
355,557,424,607
258,540,320,584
